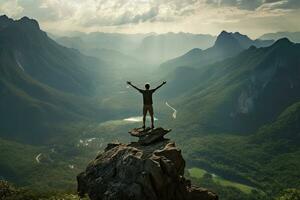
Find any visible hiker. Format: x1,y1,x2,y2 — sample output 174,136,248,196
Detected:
127,81,166,129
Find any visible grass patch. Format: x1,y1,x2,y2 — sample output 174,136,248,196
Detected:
213,176,254,194
188,167,255,194
188,167,206,179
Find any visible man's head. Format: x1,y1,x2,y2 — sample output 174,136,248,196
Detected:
145,83,150,90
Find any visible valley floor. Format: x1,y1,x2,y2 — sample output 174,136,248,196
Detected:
1,117,299,200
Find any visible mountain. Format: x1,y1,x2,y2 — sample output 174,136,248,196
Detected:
55,36,86,50
135,32,216,64
56,36,143,69
260,31,300,43
172,38,300,134
0,15,12,29
158,31,274,98
161,31,274,71
0,15,107,96
180,98,300,198
56,32,149,56
164,39,300,198
231,32,274,49
56,32,217,65
178,105,300,198
0,15,110,143
253,100,300,146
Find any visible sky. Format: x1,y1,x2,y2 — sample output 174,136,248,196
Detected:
0,0,300,38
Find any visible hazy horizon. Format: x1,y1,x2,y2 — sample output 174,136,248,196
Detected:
3,14,300,41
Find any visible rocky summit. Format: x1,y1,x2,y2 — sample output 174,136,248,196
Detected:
129,127,172,145
77,128,218,200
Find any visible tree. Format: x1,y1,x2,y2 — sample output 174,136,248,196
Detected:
276,188,300,200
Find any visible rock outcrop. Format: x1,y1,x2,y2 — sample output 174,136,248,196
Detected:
77,128,218,200
129,127,171,145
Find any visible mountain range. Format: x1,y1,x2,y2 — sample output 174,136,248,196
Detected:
161,37,300,198
56,32,216,64
159,31,274,97
134,32,216,63
168,38,300,134
260,31,300,43
161,31,274,71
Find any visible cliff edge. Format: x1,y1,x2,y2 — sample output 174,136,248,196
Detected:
77,127,218,200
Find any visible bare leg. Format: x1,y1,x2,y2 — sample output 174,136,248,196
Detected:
143,115,146,128
142,106,146,128
150,114,154,129
149,106,154,129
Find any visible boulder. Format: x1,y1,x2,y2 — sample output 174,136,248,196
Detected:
129,127,171,145
77,131,218,200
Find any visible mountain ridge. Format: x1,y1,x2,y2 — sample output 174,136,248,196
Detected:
160,30,274,72
260,31,300,43
0,15,108,96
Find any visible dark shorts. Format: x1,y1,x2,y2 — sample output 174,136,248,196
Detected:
143,105,153,116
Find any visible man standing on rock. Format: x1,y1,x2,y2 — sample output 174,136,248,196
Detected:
127,81,166,129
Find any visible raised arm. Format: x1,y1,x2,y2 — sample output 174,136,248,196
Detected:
127,81,142,92
153,81,167,92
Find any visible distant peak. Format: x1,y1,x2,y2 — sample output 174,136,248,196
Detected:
249,45,257,50
276,37,292,43
0,15,40,30
188,48,202,54
274,37,292,45
220,30,229,34
180,48,202,58
0,15,9,20
214,30,240,48
17,16,40,30
0,15,13,23
20,16,31,21
0,15,14,28
219,30,231,37
233,31,248,38
217,30,234,38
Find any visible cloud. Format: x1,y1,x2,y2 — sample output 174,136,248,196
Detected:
0,0,24,17
82,5,160,27
130,6,159,23
1,0,204,26
273,0,300,9
3,0,299,25
237,0,263,10
256,0,300,13
206,0,300,10
263,0,282,3
206,0,263,10
0,0,299,37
